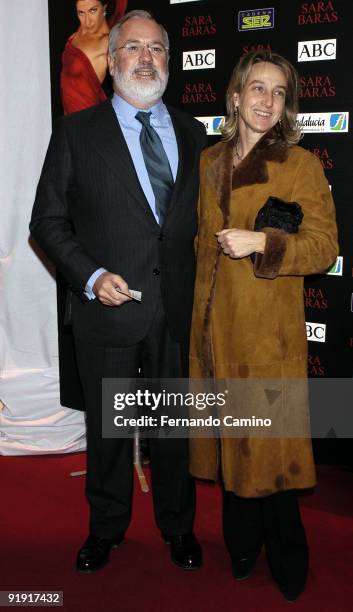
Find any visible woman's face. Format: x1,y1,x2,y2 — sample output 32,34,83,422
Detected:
234,61,287,137
76,0,106,32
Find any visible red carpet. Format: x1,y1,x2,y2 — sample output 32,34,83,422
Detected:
0,455,352,611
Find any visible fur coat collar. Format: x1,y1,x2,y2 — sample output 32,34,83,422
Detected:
204,130,289,228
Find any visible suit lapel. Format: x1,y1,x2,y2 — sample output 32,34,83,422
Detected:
88,101,158,226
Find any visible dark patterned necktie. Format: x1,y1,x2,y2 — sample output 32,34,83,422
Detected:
135,111,174,225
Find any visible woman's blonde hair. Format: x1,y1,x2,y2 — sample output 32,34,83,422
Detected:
222,50,301,145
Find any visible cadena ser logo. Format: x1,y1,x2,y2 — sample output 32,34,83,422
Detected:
296,112,349,133
238,8,275,31
326,256,343,276
195,116,225,135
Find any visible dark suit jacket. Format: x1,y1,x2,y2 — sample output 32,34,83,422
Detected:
30,100,206,401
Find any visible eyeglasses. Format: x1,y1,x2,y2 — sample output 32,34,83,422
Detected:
118,43,169,57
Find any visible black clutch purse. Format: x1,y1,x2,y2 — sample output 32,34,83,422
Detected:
251,196,303,263
254,196,303,233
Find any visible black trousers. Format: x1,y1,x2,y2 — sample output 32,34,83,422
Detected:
223,489,308,587
75,302,195,539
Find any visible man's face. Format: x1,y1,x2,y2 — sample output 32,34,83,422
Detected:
108,18,169,108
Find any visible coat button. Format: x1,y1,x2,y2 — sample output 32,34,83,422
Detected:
152,268,160,275
158,233,164,241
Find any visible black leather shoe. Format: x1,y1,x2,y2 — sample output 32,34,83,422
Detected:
231,557,257,581
163,533,202,570
76,534,124,573
277,581,306,603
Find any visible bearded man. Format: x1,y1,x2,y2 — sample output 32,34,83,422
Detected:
30,10,206,573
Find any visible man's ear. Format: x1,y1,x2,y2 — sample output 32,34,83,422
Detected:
107,55,115,77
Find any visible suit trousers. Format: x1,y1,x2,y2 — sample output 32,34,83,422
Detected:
75,301,195,539
223,489,308,588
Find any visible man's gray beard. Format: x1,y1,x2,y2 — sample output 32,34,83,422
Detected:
113,65,169,106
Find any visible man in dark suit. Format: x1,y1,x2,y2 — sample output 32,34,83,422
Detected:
30,10,206,573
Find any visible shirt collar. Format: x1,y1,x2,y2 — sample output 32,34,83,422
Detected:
112,94,170,127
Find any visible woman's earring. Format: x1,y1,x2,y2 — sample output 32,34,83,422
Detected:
104,10,107,16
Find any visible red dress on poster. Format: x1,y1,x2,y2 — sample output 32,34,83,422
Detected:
60,0,128,115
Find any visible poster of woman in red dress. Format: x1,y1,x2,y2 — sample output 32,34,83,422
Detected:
61,0,128,115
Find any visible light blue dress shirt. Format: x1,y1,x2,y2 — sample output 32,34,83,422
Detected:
85,95,179,299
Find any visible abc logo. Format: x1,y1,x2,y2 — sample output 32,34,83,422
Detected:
306,322,326,343
183,50,216,70
298,39,336,62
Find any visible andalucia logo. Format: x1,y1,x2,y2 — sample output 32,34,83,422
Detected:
296,112,349,133
329,113,348,131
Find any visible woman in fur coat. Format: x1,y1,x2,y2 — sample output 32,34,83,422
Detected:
189,50,338,602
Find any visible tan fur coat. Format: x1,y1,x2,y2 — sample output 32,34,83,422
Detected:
189,132,338,497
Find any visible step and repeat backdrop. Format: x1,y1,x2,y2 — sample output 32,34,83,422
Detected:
48,0,352,459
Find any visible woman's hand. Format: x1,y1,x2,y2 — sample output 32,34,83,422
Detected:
216,229,266,259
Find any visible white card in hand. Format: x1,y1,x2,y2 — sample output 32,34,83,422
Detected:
115,287,142,302
129,289,142,302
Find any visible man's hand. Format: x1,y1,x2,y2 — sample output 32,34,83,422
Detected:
216,229,266,259
92,271,132,306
